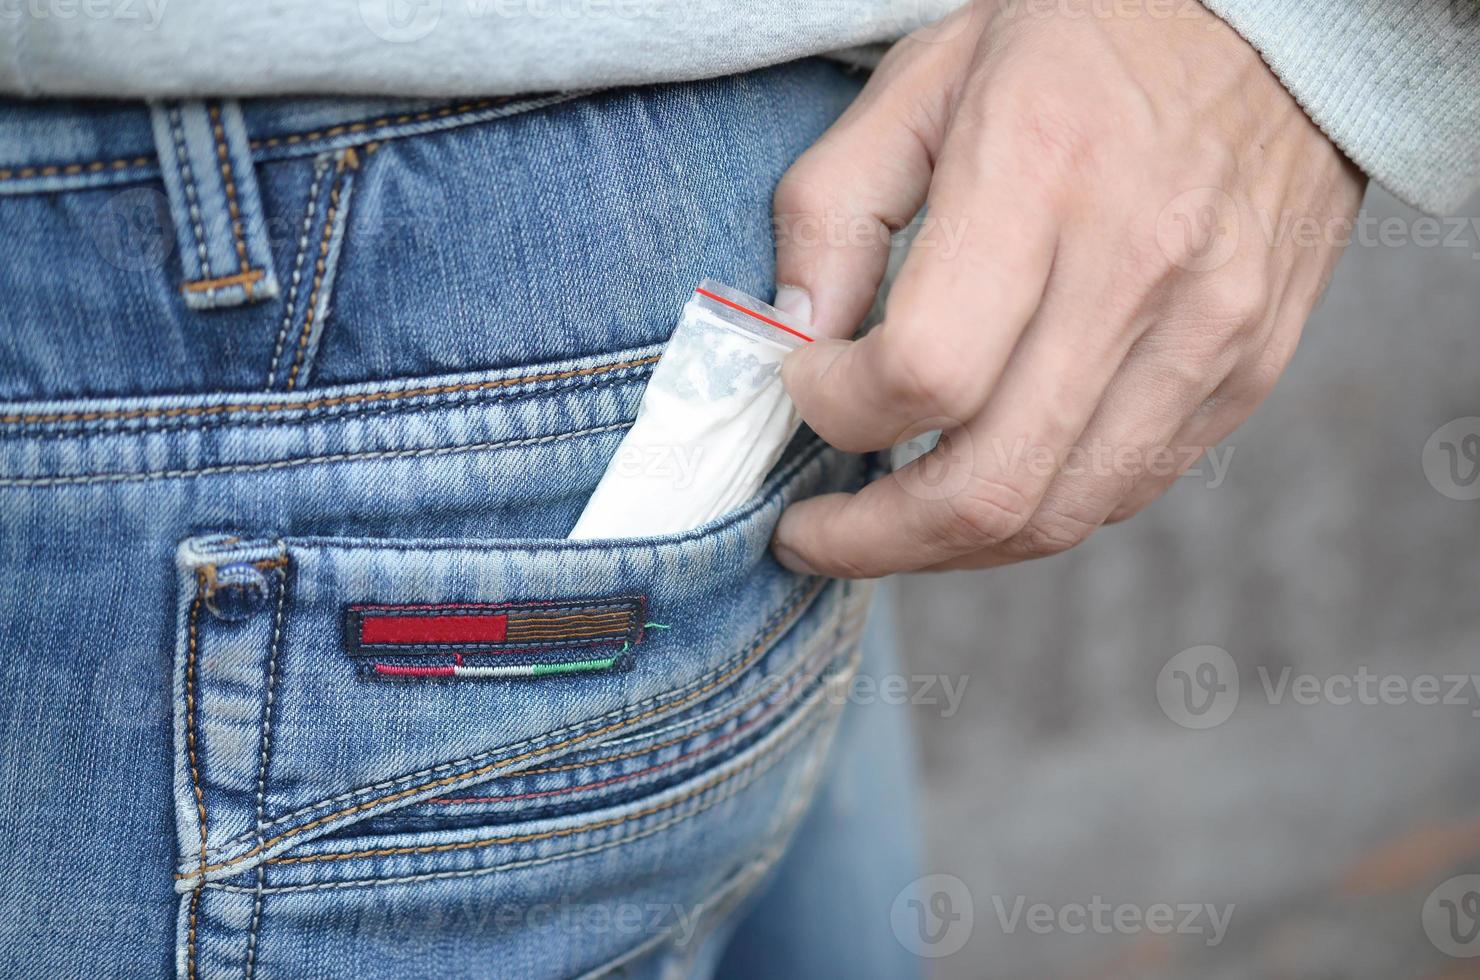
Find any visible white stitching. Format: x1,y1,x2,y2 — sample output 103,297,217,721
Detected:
168,106,213,283
266,156,329,389
206,578,825,863
254,562,289,834
207,694,835,894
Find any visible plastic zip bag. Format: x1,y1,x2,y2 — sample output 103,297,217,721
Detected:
568,280,812,540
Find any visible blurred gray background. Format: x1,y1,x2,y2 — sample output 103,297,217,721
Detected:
891,184,1480,979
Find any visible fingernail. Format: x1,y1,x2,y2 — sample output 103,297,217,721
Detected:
771,541,818,575
772,284,812,327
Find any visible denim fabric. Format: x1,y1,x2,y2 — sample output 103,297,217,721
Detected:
0,61,920,978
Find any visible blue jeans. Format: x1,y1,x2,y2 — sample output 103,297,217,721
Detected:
0,63,922,978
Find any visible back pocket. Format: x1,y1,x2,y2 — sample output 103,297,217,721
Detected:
171,438,876,977
172,437,874,878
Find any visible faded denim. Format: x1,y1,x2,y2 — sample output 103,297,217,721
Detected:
0,60,920,979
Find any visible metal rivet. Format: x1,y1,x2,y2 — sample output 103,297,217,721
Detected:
204,562,271,622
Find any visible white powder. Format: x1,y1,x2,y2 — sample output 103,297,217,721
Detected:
568,280,809,540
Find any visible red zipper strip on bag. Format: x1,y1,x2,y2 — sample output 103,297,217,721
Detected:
693,286,814,344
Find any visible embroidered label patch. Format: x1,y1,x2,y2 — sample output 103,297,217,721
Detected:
345,597,646,679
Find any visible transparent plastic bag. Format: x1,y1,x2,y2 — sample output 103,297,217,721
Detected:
568,280,812,539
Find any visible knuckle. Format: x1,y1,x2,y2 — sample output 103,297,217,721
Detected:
939,475,1035,546
772,156,834,219
1198,272,1270,326
1010,506,1097,557
876,329,984,426
995,87,1104,182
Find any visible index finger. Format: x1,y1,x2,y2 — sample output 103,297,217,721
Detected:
780,129,1060,454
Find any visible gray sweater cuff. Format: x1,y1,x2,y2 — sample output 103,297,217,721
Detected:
1199,0,1480,214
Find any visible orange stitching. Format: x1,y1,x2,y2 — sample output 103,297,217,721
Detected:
1,354,660,427
270,704,818,865
186,578,209,870
0,154,152,182
510,611,631,624
505,620,633,634
506,618,630,633
284,152,354,391
182,268,267,293
208,103,254,294
185,578,825,877
186,886,202,980
247,99,511,150
500,630,631,642
183,574,209,979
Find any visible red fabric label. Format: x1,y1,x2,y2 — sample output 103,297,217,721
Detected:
359,613,509,645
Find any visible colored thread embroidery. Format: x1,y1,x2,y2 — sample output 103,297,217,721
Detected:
347,597,648,680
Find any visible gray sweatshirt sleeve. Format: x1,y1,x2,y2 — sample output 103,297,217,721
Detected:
0,1,1475,212
1199,0,1479,213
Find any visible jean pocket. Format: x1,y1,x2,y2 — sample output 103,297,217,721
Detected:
171,436,876,977
170,436,874,892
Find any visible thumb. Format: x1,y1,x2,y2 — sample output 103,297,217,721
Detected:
771,21,977,340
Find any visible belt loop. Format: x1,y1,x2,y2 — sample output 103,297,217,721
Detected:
148,99,280,311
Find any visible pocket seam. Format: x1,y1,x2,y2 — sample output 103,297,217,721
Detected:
422,612,847,807
5,419,632,489
0,350,661,435
185,575,829,879
216,673,844,890
267,687,835,867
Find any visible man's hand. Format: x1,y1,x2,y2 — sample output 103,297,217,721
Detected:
768,0,1365,577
